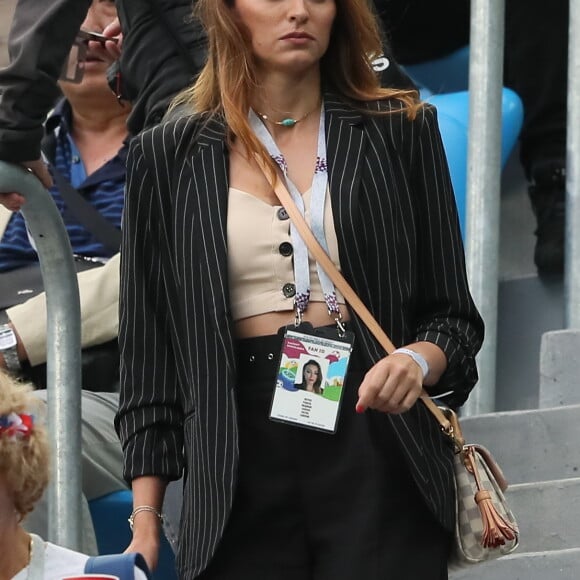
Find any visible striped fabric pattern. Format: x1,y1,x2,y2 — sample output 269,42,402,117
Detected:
0,101,125,272
116,93,484,577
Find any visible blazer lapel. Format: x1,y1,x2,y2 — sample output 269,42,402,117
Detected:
325,92,366,210
324,93,367,292
187,118,236,371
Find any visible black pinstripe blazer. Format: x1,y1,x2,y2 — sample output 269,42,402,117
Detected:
116,93,484,577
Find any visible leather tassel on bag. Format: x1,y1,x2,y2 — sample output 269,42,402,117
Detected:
464,445,518,548
446,411,519,568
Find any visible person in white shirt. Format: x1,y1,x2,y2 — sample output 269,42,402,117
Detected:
0,370,147,580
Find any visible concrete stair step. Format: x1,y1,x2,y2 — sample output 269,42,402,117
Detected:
449,548,580,580
496,275,563,411
540,330,580,408
508,477,580,552
459,404,580,484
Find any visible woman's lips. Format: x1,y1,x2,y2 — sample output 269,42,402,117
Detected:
281,31,314,41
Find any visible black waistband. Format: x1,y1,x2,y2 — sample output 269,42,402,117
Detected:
236,330,287,382
235,322,364,382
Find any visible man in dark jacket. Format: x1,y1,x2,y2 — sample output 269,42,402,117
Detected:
377,0,569,277
0,0,207,187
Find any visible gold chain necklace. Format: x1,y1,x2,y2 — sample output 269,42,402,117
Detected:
255,103,318,128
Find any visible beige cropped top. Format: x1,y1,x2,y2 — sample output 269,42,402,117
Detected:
227,186,345,321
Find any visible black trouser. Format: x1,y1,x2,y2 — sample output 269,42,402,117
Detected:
197,332,451,580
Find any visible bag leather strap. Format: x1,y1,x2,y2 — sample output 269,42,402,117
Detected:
256,157,454,438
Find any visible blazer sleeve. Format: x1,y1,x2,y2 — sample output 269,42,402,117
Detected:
6,254,120,366
117,0,207,133
0,0,90,161
409,105,484,406
115,132,184,483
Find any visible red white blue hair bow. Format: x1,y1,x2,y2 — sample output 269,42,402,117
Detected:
0,412,34,438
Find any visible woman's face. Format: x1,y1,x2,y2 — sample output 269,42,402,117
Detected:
304,364,320,386
232,0,336,75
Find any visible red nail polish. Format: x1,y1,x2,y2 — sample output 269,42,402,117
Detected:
356,404,365,414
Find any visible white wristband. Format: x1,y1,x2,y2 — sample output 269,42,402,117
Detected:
392,347,429,379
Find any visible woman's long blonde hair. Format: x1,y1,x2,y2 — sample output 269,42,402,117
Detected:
173,0,420,168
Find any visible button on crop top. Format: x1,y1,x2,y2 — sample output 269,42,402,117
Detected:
227,186,345,321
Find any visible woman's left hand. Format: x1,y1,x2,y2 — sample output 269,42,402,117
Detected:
355,353,424,414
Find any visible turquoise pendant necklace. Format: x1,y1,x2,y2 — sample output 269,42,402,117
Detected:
256,104,317,128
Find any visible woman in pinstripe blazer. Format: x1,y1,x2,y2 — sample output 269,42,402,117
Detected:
115,0,484,578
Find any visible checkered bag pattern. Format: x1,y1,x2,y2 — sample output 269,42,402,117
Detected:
449,445,519,569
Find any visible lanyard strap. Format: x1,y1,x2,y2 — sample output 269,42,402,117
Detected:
252,157,457,443
249,106,340,319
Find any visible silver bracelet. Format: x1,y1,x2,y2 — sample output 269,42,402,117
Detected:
392,347,429,379
128,505,164,532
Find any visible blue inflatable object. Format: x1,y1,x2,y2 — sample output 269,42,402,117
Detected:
401,46,524,235
425,89,524,235
428,90,524,167
85,553,151,579
89,490,178,580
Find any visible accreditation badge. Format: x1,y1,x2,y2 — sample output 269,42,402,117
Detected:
270,324,355,434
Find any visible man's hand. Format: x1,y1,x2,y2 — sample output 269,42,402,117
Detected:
0,193,26,211
22,159,53,188
0,160,52,209
0,159,52,211
89,17,123,65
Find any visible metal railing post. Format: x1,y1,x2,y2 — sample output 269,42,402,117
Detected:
462,0,505,416
565,0,580,327
0,162,82,550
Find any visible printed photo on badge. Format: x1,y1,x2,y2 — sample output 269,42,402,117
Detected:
294,357,326,394
270,329,352,433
